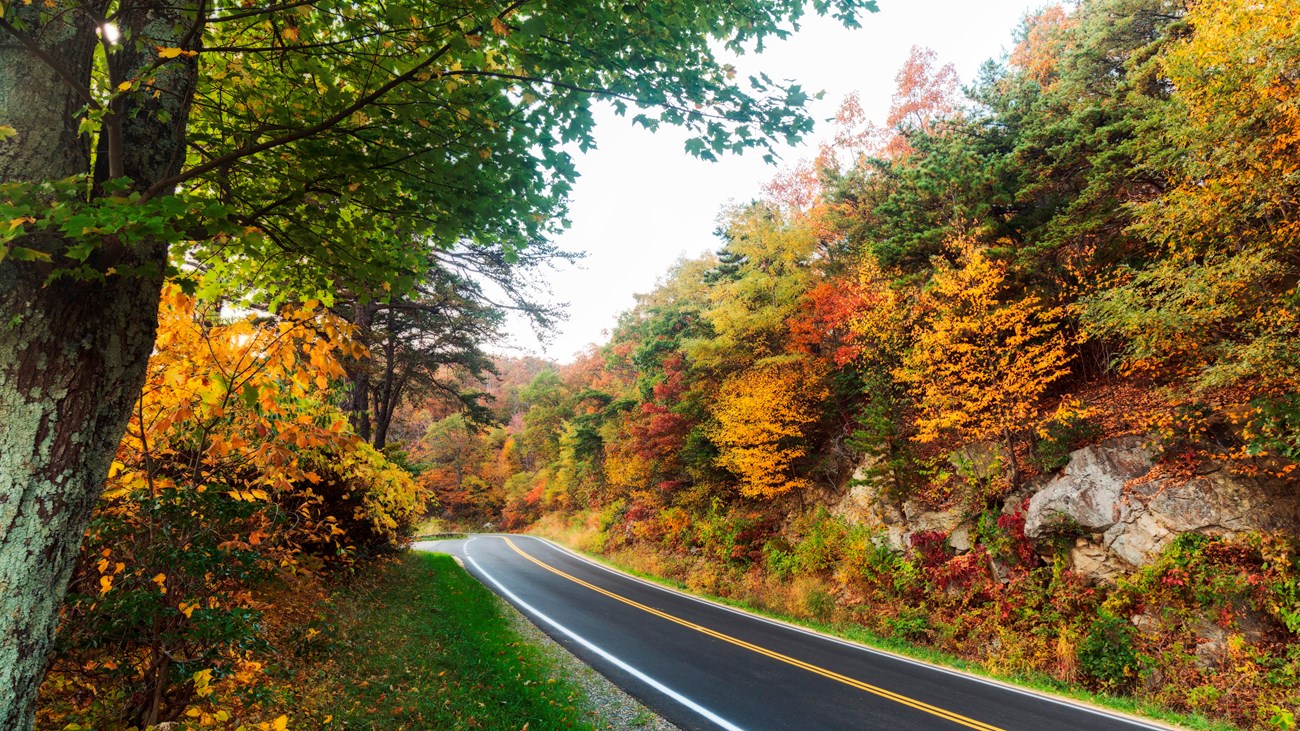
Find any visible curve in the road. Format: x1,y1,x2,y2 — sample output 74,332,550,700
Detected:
501,537,1002,731
464,543,746,730
425,534,1180,731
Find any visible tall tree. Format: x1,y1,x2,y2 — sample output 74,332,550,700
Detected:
712,358,829,498
897,240,1072,483
0,0,877,725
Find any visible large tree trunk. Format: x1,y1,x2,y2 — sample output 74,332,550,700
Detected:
0,249,166,729
0,3,198,727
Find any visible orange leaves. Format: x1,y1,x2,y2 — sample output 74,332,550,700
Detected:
788,279,870,366
1008,5,1075,86
886,46,960,136
119,284,360,497
48,286,426,731
712,358,829,498
897,239,1072,445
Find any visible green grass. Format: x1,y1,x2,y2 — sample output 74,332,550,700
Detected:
274,552,601,730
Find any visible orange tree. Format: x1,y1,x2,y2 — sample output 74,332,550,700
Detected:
897,240,1072,482
712,357,830,498
39,287,423,729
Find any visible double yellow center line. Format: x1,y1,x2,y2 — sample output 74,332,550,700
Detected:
503,538,1004,731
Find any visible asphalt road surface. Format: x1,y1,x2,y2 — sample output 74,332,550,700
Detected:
413,534,1177,731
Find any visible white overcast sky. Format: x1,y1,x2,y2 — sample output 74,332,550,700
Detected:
505,0,1047,362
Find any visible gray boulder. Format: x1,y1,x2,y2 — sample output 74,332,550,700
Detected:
1023,434,1300,582
1024,436,1153,538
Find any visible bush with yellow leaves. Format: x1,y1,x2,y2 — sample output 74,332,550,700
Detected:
38,286,425,729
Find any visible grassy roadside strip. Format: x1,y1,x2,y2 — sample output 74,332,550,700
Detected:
264,552,613,730
526,530,1243,731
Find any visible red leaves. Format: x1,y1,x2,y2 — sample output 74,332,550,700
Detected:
787,279,869,366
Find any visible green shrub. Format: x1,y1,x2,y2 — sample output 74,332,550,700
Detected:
1078,613,1140,690
763,538,799,578
793,509,848,573
1246,394,1300,460
885,607,931,640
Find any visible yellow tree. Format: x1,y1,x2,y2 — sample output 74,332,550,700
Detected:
712,358,829,498
898,240,1071,481
690,204,820,371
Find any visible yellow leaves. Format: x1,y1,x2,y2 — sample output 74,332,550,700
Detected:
898,239,1071,444
71,283,426,724
235,659,264,684
157,46,198,59
712,358,829,498
192,668,215,697
490,17,510,35
116,80,132,92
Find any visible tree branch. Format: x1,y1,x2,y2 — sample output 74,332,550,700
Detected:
141,0,532,201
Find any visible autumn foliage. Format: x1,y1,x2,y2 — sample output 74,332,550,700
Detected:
713,359,829,498
898,240,1072,447
39,288,424,729
410,3,1300,727
49,2,1296,728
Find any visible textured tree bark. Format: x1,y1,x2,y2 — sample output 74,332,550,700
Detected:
345,301,377,441
0,240,166,730
0,3,199,726
372,313,400,450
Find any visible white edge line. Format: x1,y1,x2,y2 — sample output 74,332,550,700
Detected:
460,538,747,731
517,535,1180,731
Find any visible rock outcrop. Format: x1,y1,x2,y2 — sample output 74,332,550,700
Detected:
1024,435,1300,581
836,434,1300,584
1023,436,1152,536
832,460,967,553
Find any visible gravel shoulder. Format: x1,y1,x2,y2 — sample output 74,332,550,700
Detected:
499,592,680,731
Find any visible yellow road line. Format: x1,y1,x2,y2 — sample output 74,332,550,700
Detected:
503,537,1004,731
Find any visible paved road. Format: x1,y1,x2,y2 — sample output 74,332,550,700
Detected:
414,535,1177,731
